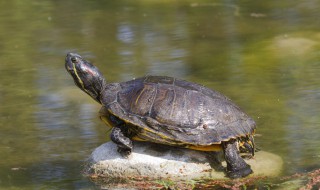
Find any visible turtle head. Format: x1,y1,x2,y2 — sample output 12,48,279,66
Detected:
65,53,106,104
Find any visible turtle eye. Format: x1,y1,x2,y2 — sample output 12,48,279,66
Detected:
71,57,78,63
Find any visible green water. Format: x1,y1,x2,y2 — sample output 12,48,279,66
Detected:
0,0,319,189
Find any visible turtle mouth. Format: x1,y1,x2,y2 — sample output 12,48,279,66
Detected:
65,64,73,72
65,60,74,73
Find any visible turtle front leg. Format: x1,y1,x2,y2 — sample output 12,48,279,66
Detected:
110,126,133,158
222,139,253,178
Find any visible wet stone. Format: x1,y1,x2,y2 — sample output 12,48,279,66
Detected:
84,141,283,182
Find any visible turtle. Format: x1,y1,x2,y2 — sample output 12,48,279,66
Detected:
65,52,256,178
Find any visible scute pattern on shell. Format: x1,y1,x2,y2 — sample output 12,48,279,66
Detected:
101,76,255,145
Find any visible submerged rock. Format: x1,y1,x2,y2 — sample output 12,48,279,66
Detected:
84,141,282,182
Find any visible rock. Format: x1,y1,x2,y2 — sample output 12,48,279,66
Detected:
84,141,283,183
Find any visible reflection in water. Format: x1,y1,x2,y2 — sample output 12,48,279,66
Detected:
0,0,320,189
117,19,189,81
36,94,97,142
31,66,98,188
286,83,320,173
117,22,138,80
221,3,244,80
117,22,135,44
142,15,189,78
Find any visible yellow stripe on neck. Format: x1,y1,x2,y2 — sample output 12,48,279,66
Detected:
73,63,85,89
73,63,91,95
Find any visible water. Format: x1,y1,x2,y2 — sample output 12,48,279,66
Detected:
1,0,320,189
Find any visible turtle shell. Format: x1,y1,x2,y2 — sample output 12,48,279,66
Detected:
100,76,256,147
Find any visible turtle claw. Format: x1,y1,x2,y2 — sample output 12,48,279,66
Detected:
226,165,253,179
117,147,132,158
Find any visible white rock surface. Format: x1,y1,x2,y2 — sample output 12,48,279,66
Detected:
85,141,283,181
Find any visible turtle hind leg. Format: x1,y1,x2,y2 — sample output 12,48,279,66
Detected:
206,151,225,172
222,139,253,178
110,126,133,158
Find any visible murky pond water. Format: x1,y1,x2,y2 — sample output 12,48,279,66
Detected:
1,0,320,189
